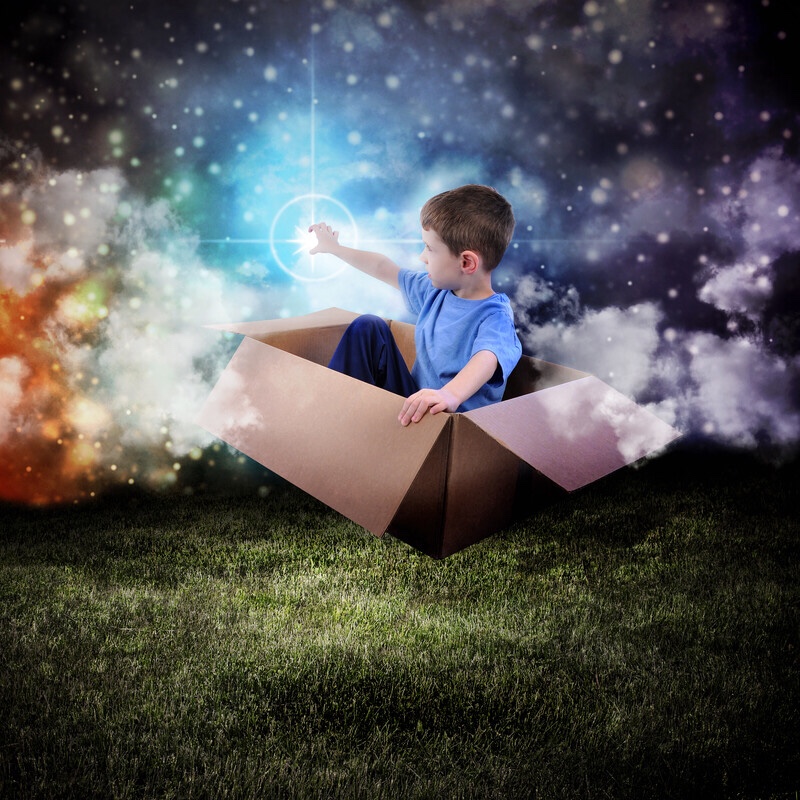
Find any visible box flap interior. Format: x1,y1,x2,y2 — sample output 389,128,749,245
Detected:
466,375,681,491
387,319,416,372
503,356,588,399
206,307,360,341
207,308,416,370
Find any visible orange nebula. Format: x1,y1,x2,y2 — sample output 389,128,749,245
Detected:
0,273,104,505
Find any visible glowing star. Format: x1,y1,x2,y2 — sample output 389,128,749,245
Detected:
291,225,320,257
269,193,356,282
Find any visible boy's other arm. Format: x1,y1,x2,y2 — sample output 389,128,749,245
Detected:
398,350,498,427
308,222,400,289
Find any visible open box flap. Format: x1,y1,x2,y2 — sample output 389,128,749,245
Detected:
465,375,681,492
206,308,416,371
195,336,449,535
205,307,361,342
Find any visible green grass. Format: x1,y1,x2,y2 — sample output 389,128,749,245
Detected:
1,446,798,799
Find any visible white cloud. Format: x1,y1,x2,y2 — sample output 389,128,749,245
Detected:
738,147,800,257
94,244,245,457
686,332,800,448
2,162,266,494
697,259,772,320
520,301,663,399
23,168,124,253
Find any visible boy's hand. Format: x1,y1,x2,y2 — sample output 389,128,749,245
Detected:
308,222,340,255
398,352,498,426
398,388,459,426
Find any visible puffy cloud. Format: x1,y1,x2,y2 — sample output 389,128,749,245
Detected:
737,147,800,258
685,333,800,448
23,168,125,253
517,284,663,399
512,269,799,453
697,260,773,321
699,148,800,328
93,244,237,456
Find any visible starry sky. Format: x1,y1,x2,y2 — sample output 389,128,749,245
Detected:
1,0,798,504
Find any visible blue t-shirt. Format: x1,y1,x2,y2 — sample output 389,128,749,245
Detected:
398,268,522,412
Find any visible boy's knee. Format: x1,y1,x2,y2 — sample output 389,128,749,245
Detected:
346,314,389,338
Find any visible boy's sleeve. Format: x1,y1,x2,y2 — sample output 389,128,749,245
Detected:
472,311,522,386
398,268,430,315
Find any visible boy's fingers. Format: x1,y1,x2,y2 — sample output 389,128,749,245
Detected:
399,394,435,426
398,398,416,426
414,400,435,421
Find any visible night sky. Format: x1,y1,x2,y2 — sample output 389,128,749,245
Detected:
1,0,798,504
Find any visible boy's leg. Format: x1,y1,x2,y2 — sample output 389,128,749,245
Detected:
328,315,417,397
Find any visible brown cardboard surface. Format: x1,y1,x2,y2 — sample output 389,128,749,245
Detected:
385,415,522,557
197,307,682,557
208,307,361,367
196,334,449,536
206,306,360,340
437,415,521,556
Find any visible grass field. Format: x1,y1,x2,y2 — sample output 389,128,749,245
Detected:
1,444,798,799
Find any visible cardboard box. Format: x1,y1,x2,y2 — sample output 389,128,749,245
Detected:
196,307,681,558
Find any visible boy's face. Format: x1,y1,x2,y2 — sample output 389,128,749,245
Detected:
419,228,464,290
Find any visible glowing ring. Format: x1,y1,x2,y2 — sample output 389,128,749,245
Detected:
269,193,358,282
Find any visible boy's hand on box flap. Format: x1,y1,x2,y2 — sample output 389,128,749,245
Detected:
397,351,497,426
398,388,459,427
398,352,497,425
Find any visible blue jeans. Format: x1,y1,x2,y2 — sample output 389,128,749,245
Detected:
328,315,418,397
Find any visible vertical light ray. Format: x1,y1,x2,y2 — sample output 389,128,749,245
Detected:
310,18,317,225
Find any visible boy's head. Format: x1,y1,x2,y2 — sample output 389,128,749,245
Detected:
420,184,515,271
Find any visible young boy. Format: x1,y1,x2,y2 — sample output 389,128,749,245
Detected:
308,184,521,427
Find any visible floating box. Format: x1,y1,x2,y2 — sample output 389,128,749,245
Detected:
196,308,680,558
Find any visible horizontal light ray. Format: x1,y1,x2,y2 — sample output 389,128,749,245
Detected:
198,238,628,245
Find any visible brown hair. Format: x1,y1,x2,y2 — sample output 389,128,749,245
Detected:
420,184,515,270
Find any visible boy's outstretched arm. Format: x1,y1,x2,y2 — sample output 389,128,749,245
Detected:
308,222,400,289
398,350,498,426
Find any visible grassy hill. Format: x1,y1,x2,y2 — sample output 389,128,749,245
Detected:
1,445,798,799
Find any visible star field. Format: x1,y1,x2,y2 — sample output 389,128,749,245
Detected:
1,0,798,503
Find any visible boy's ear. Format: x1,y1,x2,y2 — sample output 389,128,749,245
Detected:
460,250,482,274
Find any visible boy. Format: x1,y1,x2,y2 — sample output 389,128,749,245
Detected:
308,184,521,427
